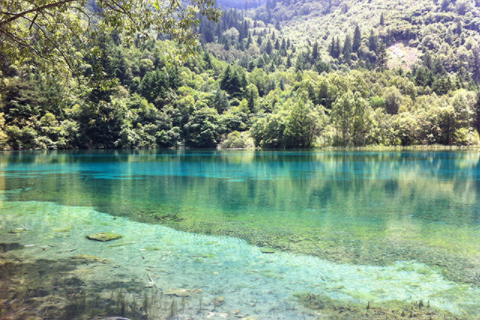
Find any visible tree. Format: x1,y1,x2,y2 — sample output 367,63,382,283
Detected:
380,13,385,26
331,91,355,146
377,41,388,71
455,20,463,35
0,0,221,75
351,93,372,146
184,107,220,148
472,48,480,83
330,37,341,59
368,30,378,53
312,41,319,61
213,89,230,114
474,91,480,132
384,87,403,115
265,39,273,55
284,101,323,148
353,25,362,53
343,34,352,64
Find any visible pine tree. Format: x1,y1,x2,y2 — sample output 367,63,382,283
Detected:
275,20,281,30
330,38,336,57
203,52,212,69
335,38,341,59
266,39,273,54
445,29,453,45
343,34,352,64
312,41,319,61
368,30,378,53
423,52,432,69
247,89,255,112
308,83,317,104
380,13,385,26
220,65,232,92
377,41,388,71
353,25,362,52
455,20,463,35
243,21,248,39
213,89,230,114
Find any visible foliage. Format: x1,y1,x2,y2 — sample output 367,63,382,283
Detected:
0,1,479,150
0,0,221,77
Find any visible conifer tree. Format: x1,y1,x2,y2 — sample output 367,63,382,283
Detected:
368,30,378,53
343,34,352,64
353,25,362,52
377,41,388,71
455,20,463,35
213,90,230,114
312,41,319,61
266,39,273,54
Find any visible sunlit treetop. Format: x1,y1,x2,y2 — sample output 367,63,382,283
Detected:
0,0,222,76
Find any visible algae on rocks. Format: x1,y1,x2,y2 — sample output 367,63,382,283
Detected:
86,232,122,242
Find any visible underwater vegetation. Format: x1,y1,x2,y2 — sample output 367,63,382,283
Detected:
0,250,226,320
296,293,470,319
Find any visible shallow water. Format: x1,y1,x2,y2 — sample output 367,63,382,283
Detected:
1,150,480,318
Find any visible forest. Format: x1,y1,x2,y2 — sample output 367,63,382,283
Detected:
0,0,480,150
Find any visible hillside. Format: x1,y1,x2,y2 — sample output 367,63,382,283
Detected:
270,0,480,72
0,0,479,150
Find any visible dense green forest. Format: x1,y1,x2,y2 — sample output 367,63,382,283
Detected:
0,0,479,150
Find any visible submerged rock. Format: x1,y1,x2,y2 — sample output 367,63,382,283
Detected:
71,255,111,264
8,227,29,234
163,288,202,297
260,248,275,254
213,296,224,305
86,232,122,242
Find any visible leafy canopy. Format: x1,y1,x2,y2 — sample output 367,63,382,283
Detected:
0,0,221,74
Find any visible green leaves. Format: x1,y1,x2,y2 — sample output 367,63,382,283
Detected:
0,0,221,77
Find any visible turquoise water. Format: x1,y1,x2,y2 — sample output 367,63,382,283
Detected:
1,150,480,318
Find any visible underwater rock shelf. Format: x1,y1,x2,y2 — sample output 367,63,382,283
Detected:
0,193,479,319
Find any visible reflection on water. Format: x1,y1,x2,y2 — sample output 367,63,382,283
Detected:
1,150,480,317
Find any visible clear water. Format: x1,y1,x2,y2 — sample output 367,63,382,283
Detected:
1,150,480,318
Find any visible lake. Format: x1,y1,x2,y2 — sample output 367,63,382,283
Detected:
0,150,479,319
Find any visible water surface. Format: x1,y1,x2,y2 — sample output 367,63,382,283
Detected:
1,150,480,318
